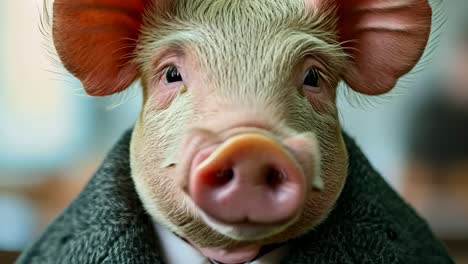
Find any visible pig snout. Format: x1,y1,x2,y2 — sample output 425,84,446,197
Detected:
186,130,314,226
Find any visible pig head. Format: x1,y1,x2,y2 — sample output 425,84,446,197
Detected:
52,0,431,262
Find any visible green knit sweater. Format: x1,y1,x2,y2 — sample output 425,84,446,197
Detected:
16,130,454,264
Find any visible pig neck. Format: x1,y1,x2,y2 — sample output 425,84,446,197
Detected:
16,129,453,263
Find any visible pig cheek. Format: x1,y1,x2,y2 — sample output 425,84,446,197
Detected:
302,115,348,221
130,95,202,234
301,129,348,229
130,122,184,228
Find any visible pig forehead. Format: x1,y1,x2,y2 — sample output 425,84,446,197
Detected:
170,0,310,21
146,0,338,46
139,0,343,81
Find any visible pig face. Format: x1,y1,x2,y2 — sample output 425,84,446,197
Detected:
131,0,349,250
52,0,432,262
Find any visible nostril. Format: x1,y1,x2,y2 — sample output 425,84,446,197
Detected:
208,168,234,186
265,166,285,189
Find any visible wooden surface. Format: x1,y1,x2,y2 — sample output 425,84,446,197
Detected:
445,239,468,264
0,251,20,264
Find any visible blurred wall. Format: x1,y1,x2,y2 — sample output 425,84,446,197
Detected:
0,0,141,250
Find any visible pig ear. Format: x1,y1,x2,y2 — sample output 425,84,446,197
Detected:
334,0,432,95
52,0,149,96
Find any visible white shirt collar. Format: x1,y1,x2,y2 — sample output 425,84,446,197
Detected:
153,223,289,264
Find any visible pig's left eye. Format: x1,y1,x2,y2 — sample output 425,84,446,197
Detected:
164,65,183,83
303,68,321,92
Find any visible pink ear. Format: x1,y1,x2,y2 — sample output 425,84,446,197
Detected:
53,0,150,96
335,0,432,95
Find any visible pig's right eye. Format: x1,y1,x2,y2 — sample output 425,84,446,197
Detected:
164,65,183,83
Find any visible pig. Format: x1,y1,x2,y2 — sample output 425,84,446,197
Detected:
17,0,454,263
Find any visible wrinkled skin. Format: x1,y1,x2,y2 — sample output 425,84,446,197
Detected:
51,0,431,262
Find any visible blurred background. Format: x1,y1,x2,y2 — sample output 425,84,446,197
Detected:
0,0,467,263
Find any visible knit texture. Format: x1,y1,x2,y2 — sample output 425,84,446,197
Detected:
16,130,454,264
